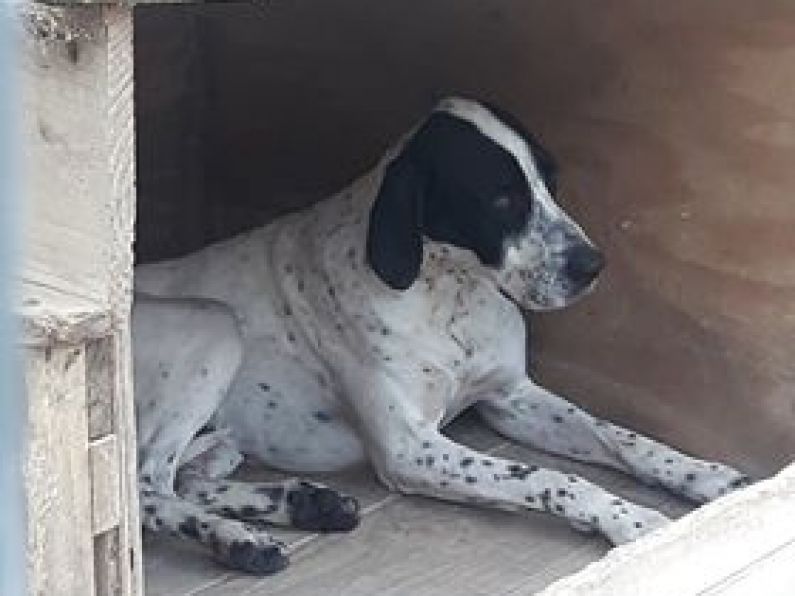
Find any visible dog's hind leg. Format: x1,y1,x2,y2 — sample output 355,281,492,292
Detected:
476,376,751,503
133,296,243,493
140,488,288,575
177,473,360,533
133,297,290,571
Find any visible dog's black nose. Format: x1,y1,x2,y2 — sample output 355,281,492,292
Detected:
564,245,605,284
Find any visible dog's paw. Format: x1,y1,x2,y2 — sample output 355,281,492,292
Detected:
286,481,360,532
599,503,671,546
212,534,289,576
680,464,752,503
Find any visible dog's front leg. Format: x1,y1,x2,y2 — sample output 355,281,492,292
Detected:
476,377,751,503
345,372,669,545
372,423,669,545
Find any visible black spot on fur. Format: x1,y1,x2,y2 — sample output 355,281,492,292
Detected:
314,411,332,423
143,504,157,516
552,415,564,424
216,485,230,494
178,516,201,539
465,476,477,484
685,473,697,482
224,541,289,575
460,457,474,467
507,464,538,480
540,489,552,511
258,383,271,392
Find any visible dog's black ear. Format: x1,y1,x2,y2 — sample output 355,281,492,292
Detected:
366,154,426,290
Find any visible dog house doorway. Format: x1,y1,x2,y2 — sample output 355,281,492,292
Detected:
133,2,795,595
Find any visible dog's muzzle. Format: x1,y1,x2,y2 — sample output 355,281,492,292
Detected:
563,244,605,287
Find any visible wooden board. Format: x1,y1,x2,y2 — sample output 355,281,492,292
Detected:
539,462,795,596
17,3,141,595
23,345,96,596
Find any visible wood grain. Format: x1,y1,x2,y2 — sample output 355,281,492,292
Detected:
23,345,96,596
17,4,141,595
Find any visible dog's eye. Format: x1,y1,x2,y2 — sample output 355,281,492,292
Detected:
493,195,516,210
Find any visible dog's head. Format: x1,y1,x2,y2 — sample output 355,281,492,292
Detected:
366,97,603,311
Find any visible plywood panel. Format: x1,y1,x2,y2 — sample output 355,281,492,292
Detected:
135,0,795,476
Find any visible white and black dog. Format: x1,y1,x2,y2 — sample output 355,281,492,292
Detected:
133,97,750,574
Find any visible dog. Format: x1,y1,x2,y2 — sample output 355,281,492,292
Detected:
133,97,751,575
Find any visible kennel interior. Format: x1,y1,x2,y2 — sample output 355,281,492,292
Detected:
131,2,795,594
16,1,795,595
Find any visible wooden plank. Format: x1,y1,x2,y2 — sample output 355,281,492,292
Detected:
109,325,142,596
699,539,795,596
17,284,113,347
90,434,122,534
95,528,123,596
105,10,141,596
18,2,141,595
17,1,136,326
101,5,141,594
86,336,115,440
23,344,96,596
538,462,795,596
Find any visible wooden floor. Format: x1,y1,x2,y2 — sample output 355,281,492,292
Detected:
144,413,693,596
